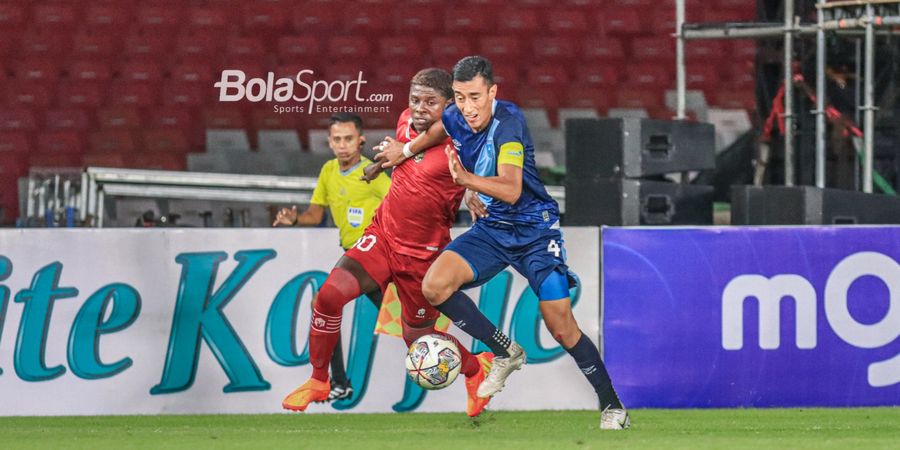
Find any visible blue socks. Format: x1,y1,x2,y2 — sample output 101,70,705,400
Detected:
435,291,511,357
566,333,623,410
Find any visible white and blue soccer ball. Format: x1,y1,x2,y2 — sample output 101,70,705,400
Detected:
405,334,462,390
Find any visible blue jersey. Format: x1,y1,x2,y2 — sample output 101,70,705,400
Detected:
442,99,559,227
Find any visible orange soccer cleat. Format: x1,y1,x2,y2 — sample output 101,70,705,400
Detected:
465,352,495,417
282,378,330,412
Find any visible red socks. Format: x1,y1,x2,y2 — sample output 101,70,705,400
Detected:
309,267,361,382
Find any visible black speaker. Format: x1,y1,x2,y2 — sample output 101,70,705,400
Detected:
566,118,716,179
731,185,900,225
567,178,714,226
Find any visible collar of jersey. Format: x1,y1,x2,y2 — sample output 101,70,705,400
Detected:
339,159,364,176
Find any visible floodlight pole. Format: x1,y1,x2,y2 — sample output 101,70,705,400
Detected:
784,0,796,186
815,0,827,188
862,3,876,193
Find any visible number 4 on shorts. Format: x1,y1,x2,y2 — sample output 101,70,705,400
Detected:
547,239,560,258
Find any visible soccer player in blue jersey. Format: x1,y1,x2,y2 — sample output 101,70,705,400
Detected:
374,56,629,429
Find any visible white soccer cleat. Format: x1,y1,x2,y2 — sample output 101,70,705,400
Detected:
600,407,631,430
476,342,525,398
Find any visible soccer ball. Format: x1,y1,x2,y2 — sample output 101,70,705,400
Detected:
405,334,462,390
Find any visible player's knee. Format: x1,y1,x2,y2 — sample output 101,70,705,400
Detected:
545,316,580,347
421,274,450,306
315,269,360,315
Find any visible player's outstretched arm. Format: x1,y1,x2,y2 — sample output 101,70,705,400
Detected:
446,147,522,205
374,119,447,168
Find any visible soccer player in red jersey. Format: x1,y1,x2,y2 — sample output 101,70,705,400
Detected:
282,68,502,417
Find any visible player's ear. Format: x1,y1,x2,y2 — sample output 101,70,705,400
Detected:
358,135,366,149
488,83,497,98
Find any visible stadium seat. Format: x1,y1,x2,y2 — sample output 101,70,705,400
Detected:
516,86,560,110
7,81,55,107
375,65,417,86
12,59,61,81
292,7,336,33
82,152,129,168
0,4,26,30
444,10,493,34
137,5,184,31
162,81,208,107
730,40,758,60
526,66,569,86
615,88,663,110
45,109,91,131
131,152,186,171
72,33,118,59
0,132,31,154
124,32,171,58
598,10,643,35
143,129,191,154
149,108,194,131
624,65,672,89
581,37,625,63
67,60,113,82
173,31,221,60
631,37,675,61
520,109,551,129
28,152,83,169
686,41,727,63
478,36,522,62
563,85,610,113
532,37,576,61
170,62,215,84
97,107,143,130
0,108,38,132
33,3,77,29
327,37,371,60
108,81,159,108
497,8,538,35
206,130,251,153
85,4,131,30
713,89,756,111
685,66,723,91
117,61,164,82
430,36,472,62
242,4,287,32
19,30,69,57
90,130,139,154
226,36,266,59
649,9,677,34
36,130,85,155
392,9,438,33
325,63,368,83
258,130,302,153
57,81,105,108
203,107,247,129
346,6,391,33
307,129,331,155
574,65,619,87
547,11,588,34
251,109,297,130
188,6,230,30
277,36,322,61
378,37,424,59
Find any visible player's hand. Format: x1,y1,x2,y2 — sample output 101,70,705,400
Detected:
445,145,469,187
273,206,298,227
373,136,406,168
360,162,384,183
465,189,488,221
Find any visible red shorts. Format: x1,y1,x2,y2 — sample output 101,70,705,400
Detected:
344,223,440,326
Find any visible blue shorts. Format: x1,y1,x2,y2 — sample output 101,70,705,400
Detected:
445,220,575,301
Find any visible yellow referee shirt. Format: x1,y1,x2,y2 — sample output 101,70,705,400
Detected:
310,157,391,250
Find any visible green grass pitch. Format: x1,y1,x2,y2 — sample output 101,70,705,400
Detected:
0,408,897,449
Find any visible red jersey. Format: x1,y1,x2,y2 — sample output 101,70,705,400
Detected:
371,108,465,260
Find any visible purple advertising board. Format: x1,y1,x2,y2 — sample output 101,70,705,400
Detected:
602,226,900,408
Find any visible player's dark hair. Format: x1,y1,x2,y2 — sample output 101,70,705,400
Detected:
411,68,453,100
329,113,363,132
452,56,494,85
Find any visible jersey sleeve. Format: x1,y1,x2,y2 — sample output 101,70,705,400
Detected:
396,108,412,142
441,105,463,140
495,117,525,169
309,161,331,206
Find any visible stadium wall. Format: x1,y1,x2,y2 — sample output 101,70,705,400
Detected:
0,227,600,415
603,226,900,408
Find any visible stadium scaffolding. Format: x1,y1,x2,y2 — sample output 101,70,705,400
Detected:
675,0,900,192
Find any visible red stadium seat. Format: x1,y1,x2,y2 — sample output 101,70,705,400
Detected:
203,107,247,129
149,108,193,131
118,61,164,82
0,4,26,30
97,107,143,130
713,89,756,111
730,40,758,60
686,66,723,91
36,130,85,155
325,63,368,82
162,81,208,107
497,8,538,35
375,65,417,86
33,3,77,29
44,109,91,131
67,60,112,82
0,108,38,132
624,65,672,89
378,37,424,59
631,37,675,61
11,59,61,81
547,11,588,34
346,6,391,33
188,6,230,30
243,4,287,31
108,81,159,108
20,28,69,56
327,37,371,60
124,32,171,58
574,65,619,87
58,81,105,108
516,86,560,110
82,152,129,168
292,7,336,33
598,10,643,35
491,66,521,89
527,66,569,86
85,4,131,30
686,41,727,63
137,5,183,31
444,11,493,34
429,37,472,61
130,152,186,171
649,9,677,34
615,88,663,110
251,109,298,130
532,37,576,61
581,37,625,63
479,36,522,61
7,81,55,107
142,129,191,153
28,152,83,169
89,130,139,154
0,132,31,154
170,62,215,84
73,32,118,59
563,85,610,113
173,31,222,60
277,36,322,61
226,36,266,58
392,9,437,33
